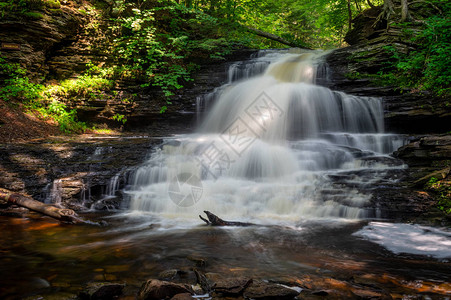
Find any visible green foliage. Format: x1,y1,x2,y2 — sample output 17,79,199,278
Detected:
376,4,451,97
426,176,451,214
109,4,188,92
45,73,113,102
44,0,60,9
0,57,87,133
0,57,44,103
23,11,44,18
39,100,87,133
0,0,44,17
112,113,127,124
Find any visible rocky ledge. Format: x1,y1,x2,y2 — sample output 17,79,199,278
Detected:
323,1,451,134
0,134,161,211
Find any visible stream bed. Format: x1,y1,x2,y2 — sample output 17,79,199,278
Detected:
0,212,450,299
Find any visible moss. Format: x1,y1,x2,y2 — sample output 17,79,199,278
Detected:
44,0,60,9
23,11,44,19
425,176,451,214
49,8,62,14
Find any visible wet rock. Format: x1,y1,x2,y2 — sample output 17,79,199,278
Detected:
312,290,329,296
193,269,213,293
23,292,78,300
205,272,223,283
79,282,125,300
243,280,300,299
0,205,29,217
0,136,158,210
159,269,179,281
394,135,451,169
171,293,195,300
214,277,252,295
30,277,51,289
187,255,207,268
138,279,193,300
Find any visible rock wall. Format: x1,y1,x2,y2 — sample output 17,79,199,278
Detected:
0,135,159,210
0,3,90,80
324,2,451,134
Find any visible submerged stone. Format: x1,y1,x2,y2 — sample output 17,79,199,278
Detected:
79,282,125,300
214,277,252,295
243,280,300,299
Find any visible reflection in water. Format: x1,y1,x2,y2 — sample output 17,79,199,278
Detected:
0,215,450,299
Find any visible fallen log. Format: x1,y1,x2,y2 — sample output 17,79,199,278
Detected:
199,211,254,227
0,188,82,224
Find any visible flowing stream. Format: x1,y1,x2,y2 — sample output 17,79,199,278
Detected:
1,49,450,299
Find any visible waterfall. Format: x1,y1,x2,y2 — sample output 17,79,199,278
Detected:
126,49,407,222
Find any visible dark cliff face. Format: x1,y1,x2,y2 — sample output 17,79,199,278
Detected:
323,3,451,134
0,4,90,81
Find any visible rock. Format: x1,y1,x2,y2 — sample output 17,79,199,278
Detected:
187,255,207,268
79,282,125,300
29,277,51,289
214,277,252,295
345,6,385,46
158,269,179,281
0,135,158,210
324,1,451,136
171,293,194,300
138,279,193,300
205,272,223,283
412,167,450,187
311,290,330,296
243,280,300,299
394,135,451,167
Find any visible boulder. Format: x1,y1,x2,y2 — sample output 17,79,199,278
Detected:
171,293,195,300
138,279,193,300
214,277,252,295
79,282,125,300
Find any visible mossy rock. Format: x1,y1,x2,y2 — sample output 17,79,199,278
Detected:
23,11,44,19
45,0,61,9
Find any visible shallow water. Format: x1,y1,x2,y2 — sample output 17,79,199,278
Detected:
0,213,450,299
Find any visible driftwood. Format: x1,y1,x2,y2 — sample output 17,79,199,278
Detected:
199,211,254,227
243,26,311,49
0,188,82,223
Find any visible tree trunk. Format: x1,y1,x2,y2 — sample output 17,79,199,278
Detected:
400,0,411,21
243,26,311,49
0,188,82,223
347,0,353,31
383,0,395,18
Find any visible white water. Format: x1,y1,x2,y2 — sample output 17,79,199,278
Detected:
126,49,407,223
354,222,451,259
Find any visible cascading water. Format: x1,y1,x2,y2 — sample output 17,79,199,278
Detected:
126,49,407,223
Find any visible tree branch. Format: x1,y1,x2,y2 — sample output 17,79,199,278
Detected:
242,25,312,49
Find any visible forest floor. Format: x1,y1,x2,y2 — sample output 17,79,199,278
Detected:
0,101,60,143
